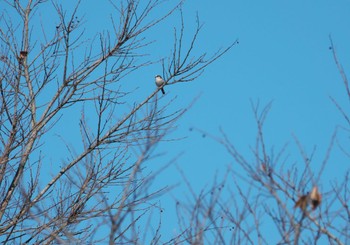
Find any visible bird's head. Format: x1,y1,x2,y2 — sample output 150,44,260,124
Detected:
155,75,162,78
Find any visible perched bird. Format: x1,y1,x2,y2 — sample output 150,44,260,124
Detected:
155,75,165,94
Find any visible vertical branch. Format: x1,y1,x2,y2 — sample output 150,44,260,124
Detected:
329,36,350,102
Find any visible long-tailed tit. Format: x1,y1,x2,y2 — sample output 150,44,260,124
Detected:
155,75,165,94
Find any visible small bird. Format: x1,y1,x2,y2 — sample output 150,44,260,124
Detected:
155,75,165,94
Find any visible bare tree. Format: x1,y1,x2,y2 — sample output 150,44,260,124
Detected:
0,0,236,243
173,39,350,244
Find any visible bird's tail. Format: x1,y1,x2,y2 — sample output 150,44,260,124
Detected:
161,88,165,94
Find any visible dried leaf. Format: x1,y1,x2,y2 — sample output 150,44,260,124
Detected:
294,195,308,211
20,51,28,59
310,186,322,210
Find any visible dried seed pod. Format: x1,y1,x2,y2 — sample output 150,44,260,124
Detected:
310,186,322,210
294,194,309,211
20,51,28,59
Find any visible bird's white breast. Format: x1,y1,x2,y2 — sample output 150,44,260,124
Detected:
155,77,164,86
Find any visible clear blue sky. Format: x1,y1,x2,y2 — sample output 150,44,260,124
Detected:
4,0,349,242
161,0,350,184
